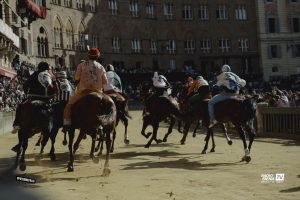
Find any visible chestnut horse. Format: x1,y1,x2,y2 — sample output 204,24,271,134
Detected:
66,92,116,175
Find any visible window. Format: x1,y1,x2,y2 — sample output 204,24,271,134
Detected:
200,39,211,53
182,4,193,20
78,33,87,51
236,5,247,20
66,21,74,49
64,0,71,7
167,40,176,54
238,38,249,52
129,0,139,17
170,59,176,70
52,0,61,5
267,17,279,33
272,66,279,73
265,0,275,3
20,37,28,55
289,0,299,3
292,44,300,57
37,27,48,57
268,45,281,58
150,40,157,54
131,39,141,53
164,3,174,20
108,0,118,15
91,35,99,48
199,5,208,20
219,38,230,52
90,0,96,12
146,1,155,18
216,5,228,20
112,37,120,53
291,17,300,32
184,40,195,54
76,0,83,9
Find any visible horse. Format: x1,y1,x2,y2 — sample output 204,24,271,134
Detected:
107,94,132,153
173,84,232,153
14,99,54,171
180,94,257,162
66,92,116,175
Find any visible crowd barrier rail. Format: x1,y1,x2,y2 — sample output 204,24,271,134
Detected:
0,112,15,135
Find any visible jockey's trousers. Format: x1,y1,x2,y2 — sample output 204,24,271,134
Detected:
63,89,100,125
208,93,236,122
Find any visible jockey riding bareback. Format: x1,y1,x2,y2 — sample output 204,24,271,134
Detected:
208,64,246,128
63,48,108,130
103,64,125,101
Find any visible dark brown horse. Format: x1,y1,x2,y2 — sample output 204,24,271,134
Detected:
66,92,116,175
180,96,257,162
14,100,54,171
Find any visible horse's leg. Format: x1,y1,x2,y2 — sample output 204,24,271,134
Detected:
110,129,116,153
163,116,175,142
122,116,130,145
49,126,59,161
180,120,192,145
221,123,232,145
244,120,256,163
177,120,183,133
73,130,85,154
210,128,216,152
39,131,49,160
89,132,97,162
62,130,68,146
35,134,41,146
95,127,103,152
102,130,112,176
237,126,250,162
192,120,201,138
141,114,152,138
14,130,22,169
67,128,75,172
19,131,29,171
145,121,159,148
201,127,211,154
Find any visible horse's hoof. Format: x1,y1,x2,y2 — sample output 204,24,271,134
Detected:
180,140,185,145
102,168,111,177
62,140,68,146
35,143,40,147
95,147,99,152
201,150,207,154
19,163,26,171
210,149,215,153
83,135,87,140
124,139,130,145
178,130,183,134
110,149,114,153
245,156,251,163
156,139,162,144
163,138,167,143
50,154,56,161
93,157,100,164
67,164,74,172
11,146,18,153
192,134,196,138
228,140,233,145
144,144,150,148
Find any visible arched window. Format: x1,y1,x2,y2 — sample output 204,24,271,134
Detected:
78,22,86,51
54,17,63,48
66,20,74,49
37,27,49,57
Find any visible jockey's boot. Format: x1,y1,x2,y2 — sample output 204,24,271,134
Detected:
208,120,218,128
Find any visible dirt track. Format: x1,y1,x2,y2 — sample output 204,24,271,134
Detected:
0,110,299,200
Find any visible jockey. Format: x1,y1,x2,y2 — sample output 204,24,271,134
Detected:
63,48,108,130
55,71,73,103
12,61,56,133
103,64,125,101
145,72,171,109
208,64,246,128
187,75,209,110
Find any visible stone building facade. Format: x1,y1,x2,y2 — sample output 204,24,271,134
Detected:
256,0,300,81
18,0,260,78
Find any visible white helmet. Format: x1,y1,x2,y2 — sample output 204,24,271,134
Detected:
221,64,231,72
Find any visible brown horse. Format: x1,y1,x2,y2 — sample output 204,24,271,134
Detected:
180,96,257,162
14,100,54,171
66,92,116,175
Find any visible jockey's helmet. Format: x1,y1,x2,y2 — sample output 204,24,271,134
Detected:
56,71,67,79
88,48,100,60
196,76,204,80
106,64,115,72
37,61,50,72
221,64,231,72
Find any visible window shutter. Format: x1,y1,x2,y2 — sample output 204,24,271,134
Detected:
277,45,281,58
265,16,269,33
276,17,280,32
267,46,272,58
